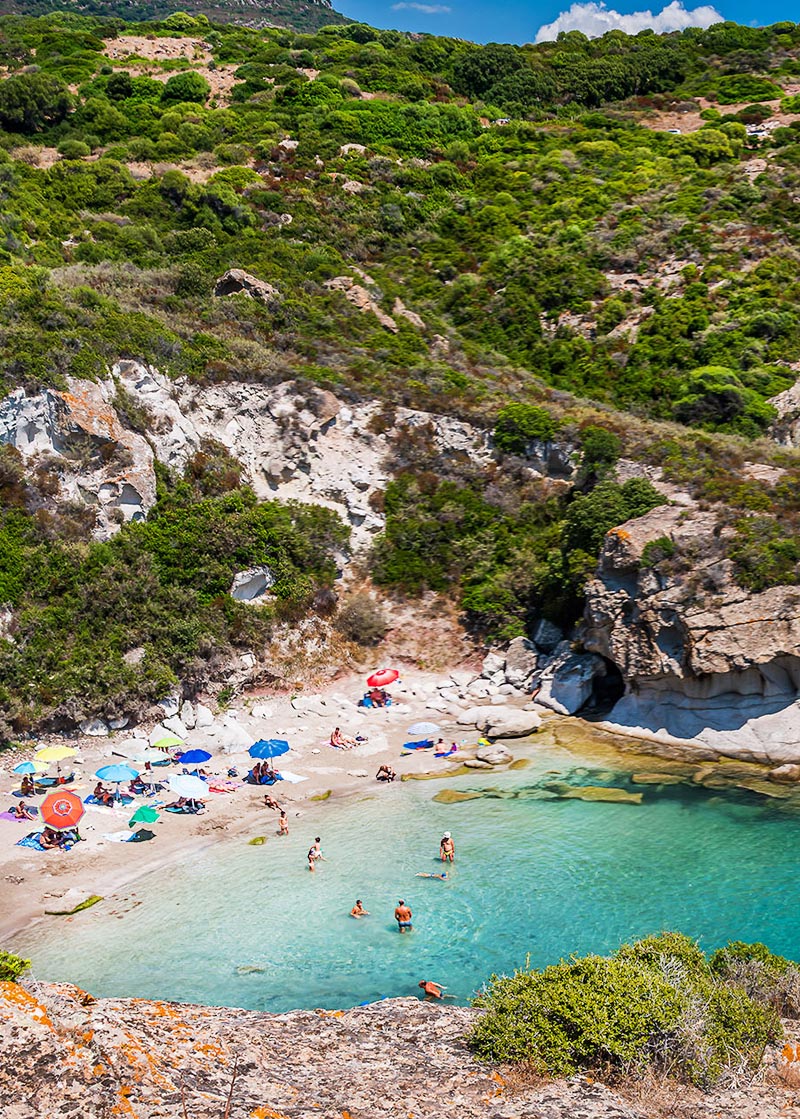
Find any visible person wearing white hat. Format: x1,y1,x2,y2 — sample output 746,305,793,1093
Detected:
439,832,455,863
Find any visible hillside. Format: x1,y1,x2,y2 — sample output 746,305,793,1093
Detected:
1,14,800,734
0,0,350,32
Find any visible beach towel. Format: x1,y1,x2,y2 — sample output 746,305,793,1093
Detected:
35,774,75,789
277,771,308,784
164,805,204,814
434,747,457,758
16,833,47,851
403,740,434,751
84,794,134,807
1,808,38,822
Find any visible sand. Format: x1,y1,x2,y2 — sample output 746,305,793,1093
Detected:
0,668,497,947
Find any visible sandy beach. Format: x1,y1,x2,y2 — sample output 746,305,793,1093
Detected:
0,665,513,947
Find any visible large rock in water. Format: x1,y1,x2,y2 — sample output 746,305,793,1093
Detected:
583,503,800,762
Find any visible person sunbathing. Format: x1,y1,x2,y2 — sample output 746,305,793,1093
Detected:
93,781,114,806
369,689,387,708
330,727,355,749
376,765,396,782
13,801,35,821
263,793,280,810
19,775,34,796
40,827,64,850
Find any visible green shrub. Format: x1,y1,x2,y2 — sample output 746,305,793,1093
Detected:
161,72,211,105
580,425,621,472
57,139,90,159
469,934,783,1086
0,949,30,982
641,536,676,566
493,403,558,454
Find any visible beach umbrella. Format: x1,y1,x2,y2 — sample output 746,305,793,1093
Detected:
13,761,44,775
128,805,160,828
168,774,207,799
35,744,77,778
125,748,164,765
407,721,441,739
152,735,183,751
179,749,212,767
40,789,84,831
367,669,399,688
248,739,289,761
96,764,139,783
35,745,77,762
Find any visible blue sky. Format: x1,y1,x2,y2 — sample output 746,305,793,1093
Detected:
335,0,793,46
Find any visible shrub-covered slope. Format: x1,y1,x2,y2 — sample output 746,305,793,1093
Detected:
1,14,800,731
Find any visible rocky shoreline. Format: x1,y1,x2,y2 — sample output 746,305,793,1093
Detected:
2,981,799,1119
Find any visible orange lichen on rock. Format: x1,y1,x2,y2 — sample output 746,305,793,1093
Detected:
250,1108,291,1119
0,981,55,1029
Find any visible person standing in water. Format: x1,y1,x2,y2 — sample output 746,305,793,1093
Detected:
395,899,412,932
308,836,323,872
278,809,289,836
440,832,455,862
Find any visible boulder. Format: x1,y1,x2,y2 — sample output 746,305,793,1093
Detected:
230,566,275,602
195,703,214,728
157,695,181,719
214,269,279,303
481,651,505,677
163,716,188,739
80,718,110,737
475,743,513,765
533,618,564,654
464,758,494,769
180,702,196,729
250,704,274,720
458,705,541,737
770,764,800,783
108,716,129,730
503,636,538,687
482,708,542,737
537,651,606,715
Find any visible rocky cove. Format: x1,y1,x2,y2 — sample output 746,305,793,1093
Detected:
2,358,800,772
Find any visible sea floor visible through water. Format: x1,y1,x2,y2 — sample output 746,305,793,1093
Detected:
16,729,800,1013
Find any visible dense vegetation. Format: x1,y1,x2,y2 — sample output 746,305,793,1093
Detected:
0,13,800,724
470,933,798,1086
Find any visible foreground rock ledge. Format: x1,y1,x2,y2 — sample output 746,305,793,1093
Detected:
1,983,796,1119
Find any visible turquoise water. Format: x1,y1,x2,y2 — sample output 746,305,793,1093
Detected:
16,735,800,1012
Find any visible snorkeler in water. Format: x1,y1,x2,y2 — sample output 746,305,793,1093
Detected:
415,871,448,880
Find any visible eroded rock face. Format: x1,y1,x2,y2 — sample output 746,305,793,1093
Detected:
584,505,800,762
0,981,655,1119
0,379,155,538
214,267,280,302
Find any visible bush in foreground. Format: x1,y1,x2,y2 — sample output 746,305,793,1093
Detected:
469,933,788,1086
0,950,30,982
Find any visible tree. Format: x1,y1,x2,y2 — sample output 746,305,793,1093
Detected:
161,72,211,105
0,72,72,132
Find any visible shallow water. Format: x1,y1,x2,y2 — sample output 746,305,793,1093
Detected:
16,734,800,1012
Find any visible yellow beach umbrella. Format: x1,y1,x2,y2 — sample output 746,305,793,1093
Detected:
152,736,182,751
35,745,77,762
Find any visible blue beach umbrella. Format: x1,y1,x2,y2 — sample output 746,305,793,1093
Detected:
179,749,212,766
13,762,41,775
96,763,139,802
249,739,289,761
96,764,139,783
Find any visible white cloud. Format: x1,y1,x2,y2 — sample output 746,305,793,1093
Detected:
391,2,452,12
534,0,722,43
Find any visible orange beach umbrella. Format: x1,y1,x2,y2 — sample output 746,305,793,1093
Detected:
366,669,399,688
40,789,84,831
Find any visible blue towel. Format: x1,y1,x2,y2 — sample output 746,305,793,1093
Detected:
403,740,434,750
16,833,46,850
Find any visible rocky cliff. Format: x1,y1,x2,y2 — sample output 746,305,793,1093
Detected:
0,980,794,1119
583,504,800,763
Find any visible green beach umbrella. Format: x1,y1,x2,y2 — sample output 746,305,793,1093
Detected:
152,736,182,751
128,805,161,828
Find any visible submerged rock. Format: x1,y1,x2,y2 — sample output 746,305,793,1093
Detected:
432,789,483,803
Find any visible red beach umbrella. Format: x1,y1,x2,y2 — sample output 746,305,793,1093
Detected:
40,789,84,831
367,668,399,688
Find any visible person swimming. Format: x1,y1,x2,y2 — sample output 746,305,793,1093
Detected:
415,871,448,880
350,899,369,918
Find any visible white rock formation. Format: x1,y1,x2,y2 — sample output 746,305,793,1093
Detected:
537,649,607,716
0,379,155,537
230,566,275,602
